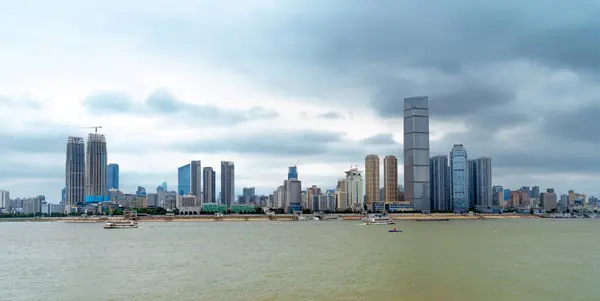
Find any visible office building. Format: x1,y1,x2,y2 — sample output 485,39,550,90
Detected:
161,181,167,191
285,179,302,212
403,96,430,212
220,161,235,207
467,159,476,209
383,155,398,203
202,167,216,203
365,154,380,209
430,155,450,212
541,188,557,211
85,133,108,203
474,157,492,207
288,165,298,180
0,190,9,210
450,144,469,213
307,185,321,211
136,186,146,195
344,167,364,211
191,160,201,197
178,164,191,196
65,136,85,207
107,163,119,190
532,186,540,198
242,187,255,204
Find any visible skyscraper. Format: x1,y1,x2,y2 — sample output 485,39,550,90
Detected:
202,167,216,203
161,181,167,191
468,159,476,209
65,136,85,207
344,167,364,211
288,165,298,180
191,160,201,197
450,144,469,213
383,155,398,203
0,190,9,210
403,96,430,212
178,164,191,195
242,187,255,203
84,133,108,203
430,155,450,212
365,154,380,209
107,163,119,190
474,157,492,207
220,161,235,207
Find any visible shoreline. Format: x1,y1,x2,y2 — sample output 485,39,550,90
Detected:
0,214,541,223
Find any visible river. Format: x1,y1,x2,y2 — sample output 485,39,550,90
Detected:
1,219,598,301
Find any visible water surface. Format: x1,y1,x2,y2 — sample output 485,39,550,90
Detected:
1,219,598,301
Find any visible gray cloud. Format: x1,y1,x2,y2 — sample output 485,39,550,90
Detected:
316,111,343,120
0,96,42,109
361,133,397,146
82,88,278,125
543,102,600,143
82,91,132,113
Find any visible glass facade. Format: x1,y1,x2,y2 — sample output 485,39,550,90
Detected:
430,155,450,211
178,164,191,196
107,163,119,190
66,136,85,207
450,144,469,213
403,96,430,212
288,166,298,180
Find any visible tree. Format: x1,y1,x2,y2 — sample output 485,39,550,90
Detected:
530,208,534,215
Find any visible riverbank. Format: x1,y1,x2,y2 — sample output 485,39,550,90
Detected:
0,213,541,223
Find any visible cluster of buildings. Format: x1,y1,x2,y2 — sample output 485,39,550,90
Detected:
2,97,600,216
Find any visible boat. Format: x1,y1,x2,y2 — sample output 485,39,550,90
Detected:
103,210,138,229
362,213,395,225
388,228,402,233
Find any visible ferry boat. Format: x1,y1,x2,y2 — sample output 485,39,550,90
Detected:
103,210,138,229
362,213,395,225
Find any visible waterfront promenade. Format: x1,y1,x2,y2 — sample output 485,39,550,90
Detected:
0,213,540,223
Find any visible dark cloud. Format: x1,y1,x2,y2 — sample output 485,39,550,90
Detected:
543,102,600,143
82,88,278,124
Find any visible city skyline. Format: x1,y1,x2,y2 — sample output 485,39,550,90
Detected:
2,1,600,201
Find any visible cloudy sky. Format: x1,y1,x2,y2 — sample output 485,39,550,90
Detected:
2,0,600,202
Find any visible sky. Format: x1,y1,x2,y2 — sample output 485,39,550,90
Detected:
2,0,600,202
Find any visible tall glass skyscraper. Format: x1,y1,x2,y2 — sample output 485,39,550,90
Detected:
202,167,216,203
191,160,201,197
65,136,85,207
107,163,119,190
178,164,191,195
473,157,492,207
288,165,298,180
430,155,450,212
221,161,235,207
85,133,108,203
450,144,469,213
404,96,430,212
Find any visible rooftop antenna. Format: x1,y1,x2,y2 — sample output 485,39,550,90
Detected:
79,126,103,133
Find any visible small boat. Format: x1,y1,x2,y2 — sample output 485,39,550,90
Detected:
416,218,450,222
388,228,402,233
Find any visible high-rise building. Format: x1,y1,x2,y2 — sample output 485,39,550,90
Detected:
220,161,235,207
336,179,348,210
532,186,540,198
467,159,476,209
285,179,302,212
107,163,119,190
65,136,85,207
84,133,108,203
403,96,430,212
473,157,492,207
202,167,216,203
541,188,557,211
365,154,380,208
430,155,450,212
288,165,298,180
0,190,9,210
136,186,146,195
242,187,255,204
383,155,398,203
191,160,201,197
178,164,191,195
344,167,364,211
450,144,469,213
307,185,322,211
161,181,167,191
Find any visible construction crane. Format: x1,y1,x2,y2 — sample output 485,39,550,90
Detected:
79,126,103,133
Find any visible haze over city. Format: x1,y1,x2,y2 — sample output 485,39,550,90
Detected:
2,0,600,202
